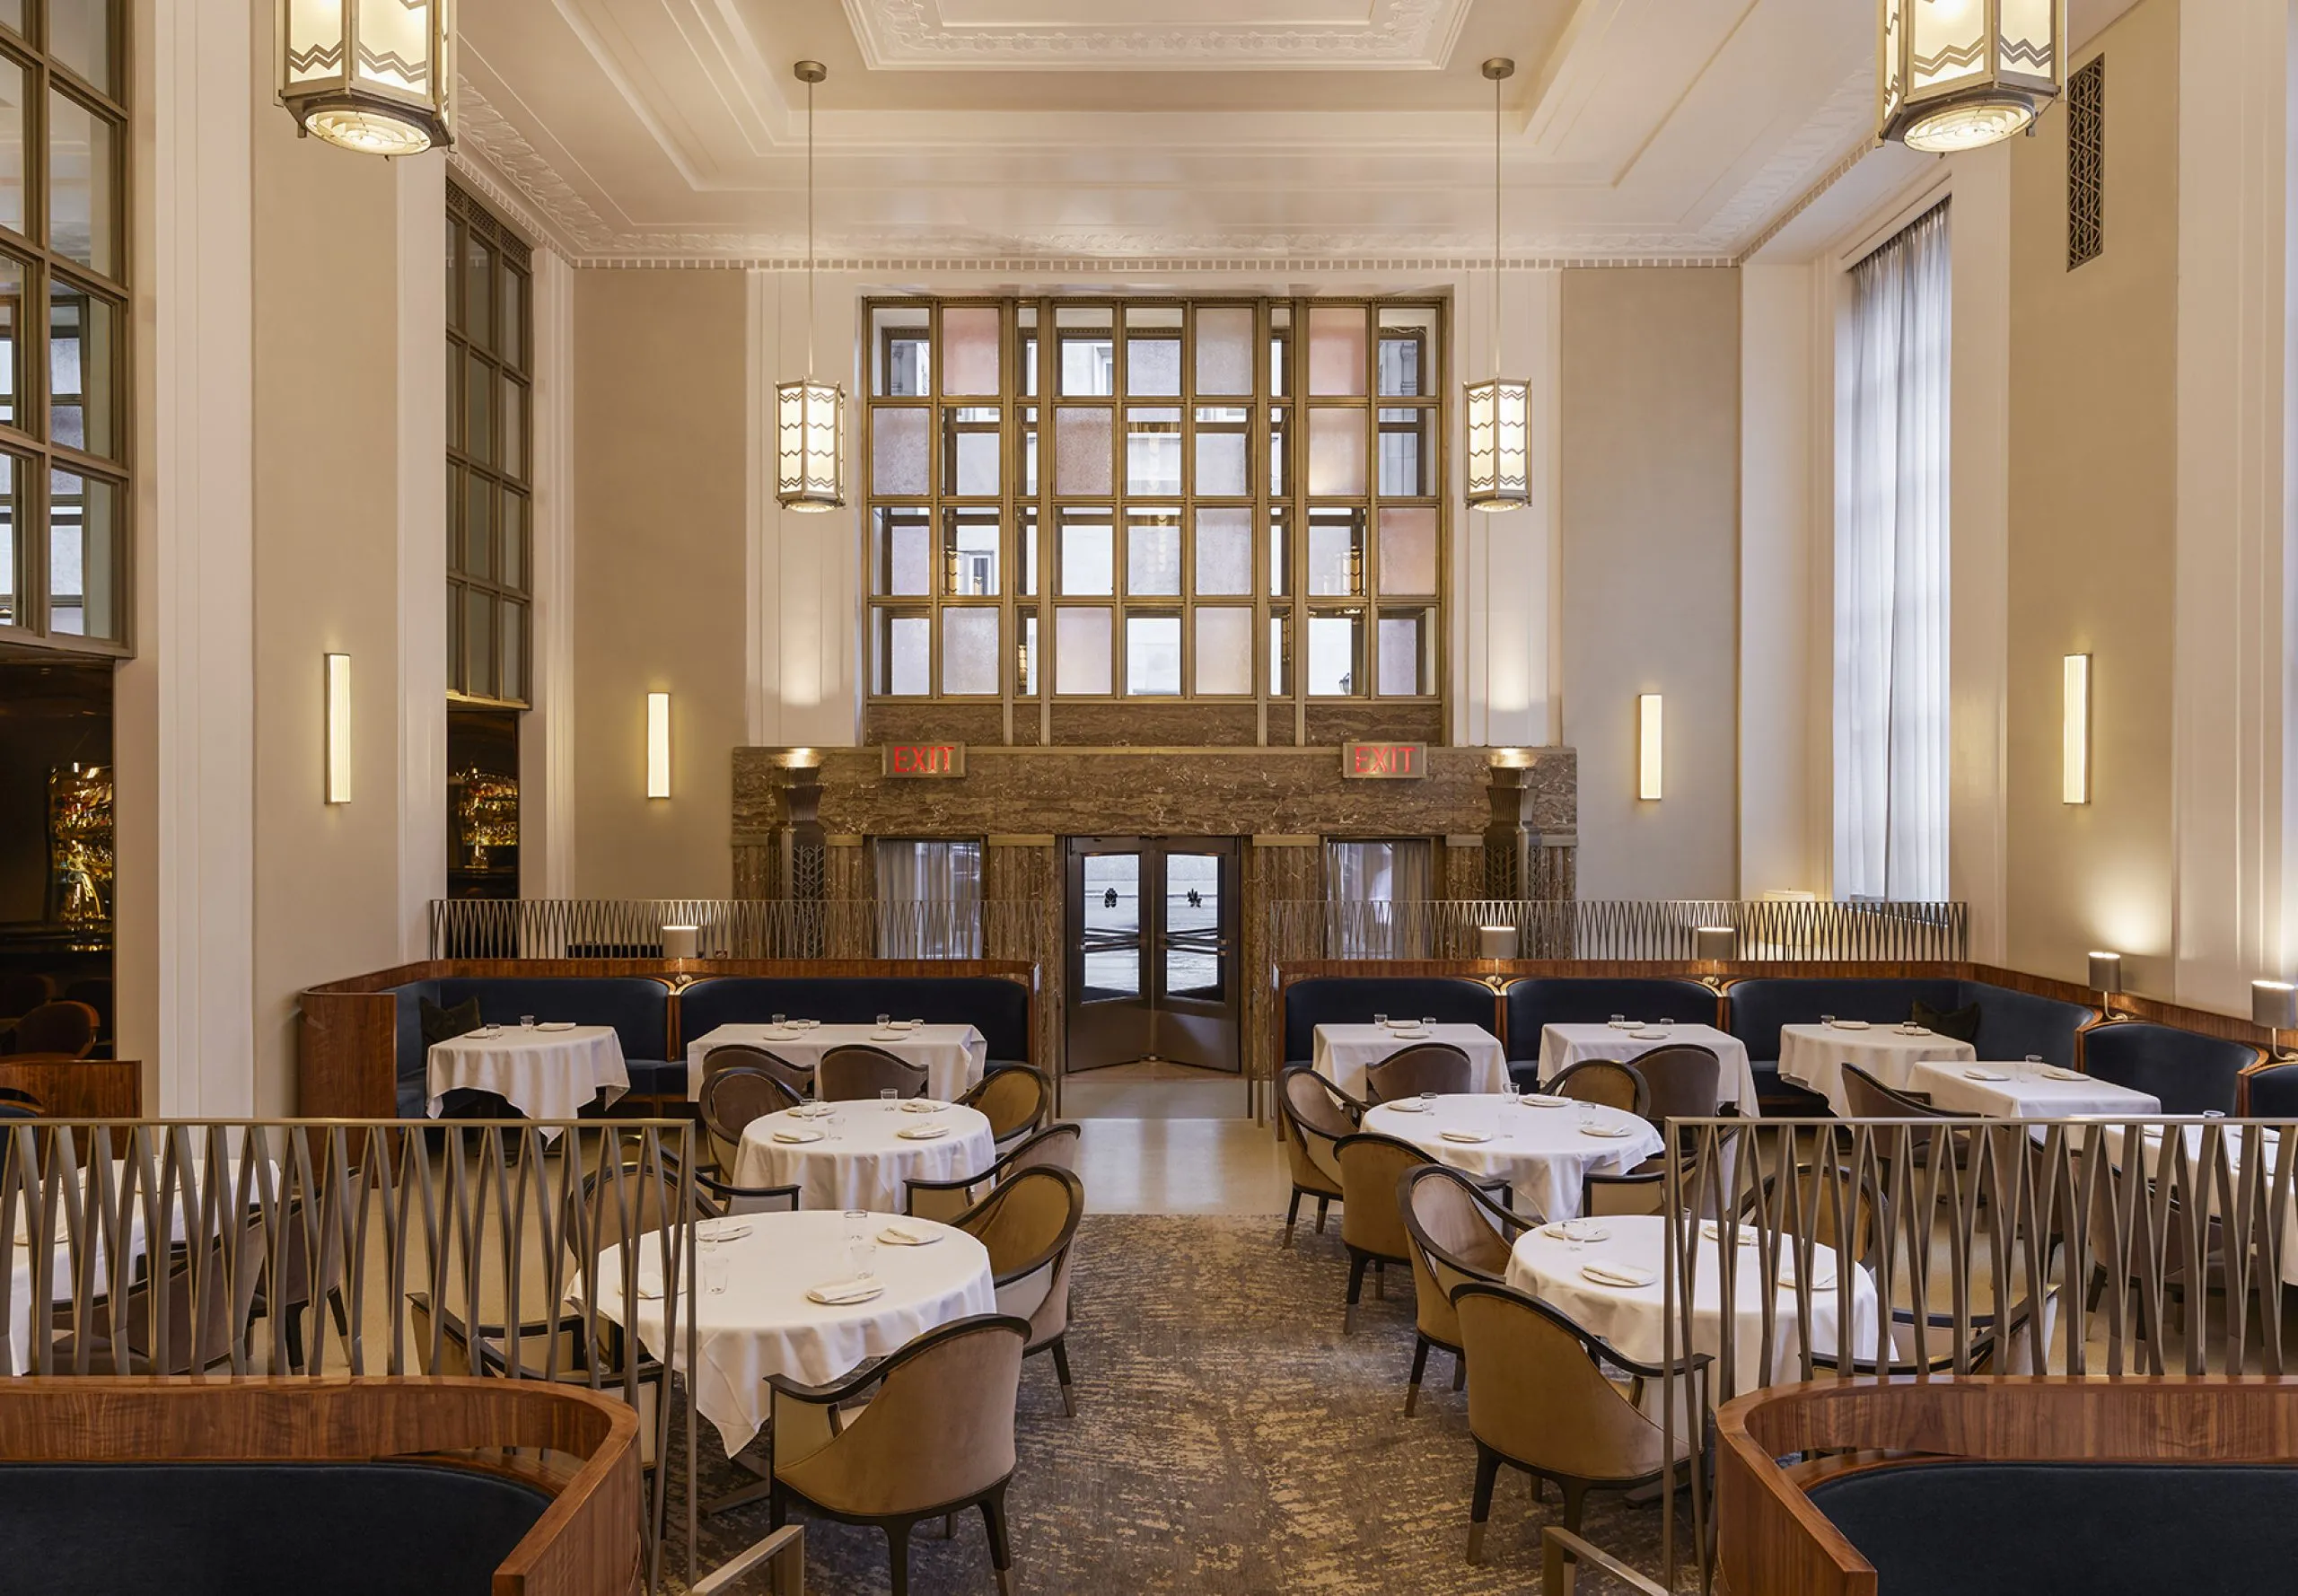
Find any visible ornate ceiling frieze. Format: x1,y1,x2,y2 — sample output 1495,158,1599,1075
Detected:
844,0,1468,70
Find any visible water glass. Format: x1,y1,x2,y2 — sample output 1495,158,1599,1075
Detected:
1420,1016,1437,1030
1373,1013,1389,1027
771,1013,788,1027
1609,1014,1626,1027
519,1014,536,1030
875,1013,892,1028
1820,1014,1837,1027
2022,1054,2042,1083
881,1087,899,1110
1418,1091,1437,1113
701,1251,730,1297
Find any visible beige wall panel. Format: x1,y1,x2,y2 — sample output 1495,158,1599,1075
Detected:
572,270,750,897
2004,3,2180,992
1558,267,1741,899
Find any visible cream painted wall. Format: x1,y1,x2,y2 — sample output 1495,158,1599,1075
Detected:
571,269,751,897
1558,267,1742,899
2004,1,2181,994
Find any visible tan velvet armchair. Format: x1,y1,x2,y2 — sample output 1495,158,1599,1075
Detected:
1399,1163,1528,1415
1277,1065,1361,1248
954,1163,1088,1416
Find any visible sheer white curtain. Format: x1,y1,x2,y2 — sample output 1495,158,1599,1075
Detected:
1325,840,1434,957
874,839,984,957
1834,202,1952,901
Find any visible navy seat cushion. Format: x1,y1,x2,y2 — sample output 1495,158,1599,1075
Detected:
0,1460,551,1596
419,996,483,1048
624,1058,689,1098
2247,1061,2298,1118
1724,978,2090,1067
2083,1022,2254,1116
1280,977,1497,1065
679,976,1032,1065
1500,978,1721,1061
1807,1460,2298,1596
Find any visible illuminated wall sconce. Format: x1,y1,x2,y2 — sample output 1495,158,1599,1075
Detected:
2063,653,2091,804
645,692,671,799
2089,950,2124,1020
662,925,700,961
2252,978,2298,1059
1477,925,1520,961
1694,926,1737,962
1636,694,1663,801
324,653,352,804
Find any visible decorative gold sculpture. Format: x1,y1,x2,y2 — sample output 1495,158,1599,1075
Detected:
48,763,112,948
452,766,519,869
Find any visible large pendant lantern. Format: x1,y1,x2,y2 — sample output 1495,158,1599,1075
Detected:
278,0,455,156
776,60,846,513
1879,0,2066,153
1464,57,1530,513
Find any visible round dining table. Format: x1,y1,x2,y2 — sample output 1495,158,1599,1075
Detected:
1362,1094,1664,1222
583,1210,996,1456
425,1022,628,1128
732,1100,998,1214
1775,1022,1977,1116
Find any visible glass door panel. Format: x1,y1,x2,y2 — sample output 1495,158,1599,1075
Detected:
1066,837,1241,1073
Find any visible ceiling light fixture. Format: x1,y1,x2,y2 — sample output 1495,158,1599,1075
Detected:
278,0,455,155
1878,0,2066,154
776,60,846,513
1464,57,1531,513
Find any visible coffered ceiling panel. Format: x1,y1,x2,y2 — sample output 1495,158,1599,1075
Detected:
453,0,1886,263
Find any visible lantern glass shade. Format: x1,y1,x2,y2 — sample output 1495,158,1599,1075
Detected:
776,377,846,513
280,0,455,155
1464,376,1531,511
1878,0,2064,153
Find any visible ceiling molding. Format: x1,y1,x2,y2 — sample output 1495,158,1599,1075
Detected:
1693,66,1874,253
582,252,1736,272
459,77,623,254
841,0,1472,72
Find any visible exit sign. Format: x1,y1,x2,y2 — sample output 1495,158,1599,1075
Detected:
1343,741,1427,779
882,742,967,777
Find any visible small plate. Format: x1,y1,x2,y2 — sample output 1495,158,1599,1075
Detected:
902,1100,950,1114
2040,1066,2086,1083
1387,1029,1431,1041
1541,1221,1610,1243
1700,1220,1758,1246
1829,1020,1871,1031
872,1030,908,1041
1579,1123,1636,1139
1962,1069,2011,1083
1632,1029,1669,1041
772,1129,826,1144
1582,1262,1658,1289
1519,1093,1570,1108
1439,1128,1492,1145
700,1221,753,1243
807,1279,886,1306
791,1103,835,1119
878,1224,942,1247
1385,1100,1432,1114
1777,1267,1837,1292
899,1125,952,1142
539,1022,578,1032
1607,1019,1641,1030
1897,1024,1929,1036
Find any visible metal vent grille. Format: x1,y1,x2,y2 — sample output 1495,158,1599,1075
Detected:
2068,56,2104,269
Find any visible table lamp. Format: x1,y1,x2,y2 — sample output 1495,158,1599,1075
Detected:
2088,951,2124,1021
2254,979,2296,1060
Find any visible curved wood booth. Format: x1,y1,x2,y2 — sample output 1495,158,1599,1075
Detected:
1717,1376,2298,1595
0,1375,641,1596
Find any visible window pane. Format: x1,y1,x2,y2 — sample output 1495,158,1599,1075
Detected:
0,453,15,626
0,256,22,431
942,305,1001,395
0,4,20,37
1378,408,1434,495
1058,321,1115,396
1125,408,1180,495
501,491,529,592
463,232,492,351
1019,505,1039,597
1195,306,1254,395
1379,609,1434,696
873,609,932,695
1127,613,1180,696
1379,507,1438,594
1059,508,1114,596
1269,507,1290,596
1269,408,1288,496
1127,509,1181,597
943,507,1000,596
1307,408,1366,495
1307,307,1367,396
1378,306,1436,396
1194,507,1251,596
503,379,528,481
464,349,493,465
50,283,117,460
1018,612,1039,696
1307,611,1362,696
1021,405,1039,495
48,92,117,276
49,0,117,97
463,472,493,580
1127,335,1180,397
872,506,931,595
943,607,1000,695
874,306,931,396
1056,407,1113,495
500,268,526,370
1308,510,1364,595
498,600,525,704
1056,607,1112,695
1193,406,1249,496
943,406,1001,495
0,58,22,238
1195,607,1252,695
464,587,496,698
1269,610,1290,696
871,407,930,495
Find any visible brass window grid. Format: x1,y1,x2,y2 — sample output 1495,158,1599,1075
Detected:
446,181,534,708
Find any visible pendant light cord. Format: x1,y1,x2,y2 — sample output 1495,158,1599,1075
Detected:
806,74,817,375
1491,66,1501,376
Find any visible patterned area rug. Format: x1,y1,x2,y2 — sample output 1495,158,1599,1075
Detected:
664,1214,1699,1593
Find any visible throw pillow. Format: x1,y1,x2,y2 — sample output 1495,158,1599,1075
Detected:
1910,999,1980,1045
419,995,484,1048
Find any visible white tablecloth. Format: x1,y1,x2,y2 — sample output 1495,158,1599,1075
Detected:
427,1025,628,1125
581,1210,996,1456
1537,1022,1761,1117
1363,1095,1663,1222
1312,1023,1511,1099
1506,1213,1881,1414
686,1023,988,1104
732,1102,997,1213
1776,1023,1977,1115
1906,1060,2162,1121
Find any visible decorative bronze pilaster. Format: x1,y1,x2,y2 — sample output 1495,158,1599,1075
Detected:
781,763,828,957
1483,764,1531,901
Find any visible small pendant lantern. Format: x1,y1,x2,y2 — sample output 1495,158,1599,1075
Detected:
1879,0,2067,153
776,60,846,513
278,0,456,156
1464,57,1530,513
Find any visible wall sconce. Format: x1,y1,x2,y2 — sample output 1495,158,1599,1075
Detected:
324,653,352,804
2089,950,2124,1020
646,692,671,799
2063,653,2091,804
1636,694,1662,801
2253,980,2296,1060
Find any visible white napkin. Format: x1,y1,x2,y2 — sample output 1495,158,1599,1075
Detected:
1607,1019,1640,1030
878,1222,941,1246
872,1030,907,1041
902,1100,950,1114
898,1124,952,1142
1632,1029,1669,1041
1700,1220,1757,1246
539,1022,577,1031
1386,1100,1432,1114
1580,1123,1636,1139
1541,1220,1610,1243
792,1104,835,1119
1582,1261,1658,1289
807,1278,886,1306
772,1128,826,1144
1520,1093,1570,1108
1777,1262,1837,1291
1388,1028,1430,1039
1439,1128,1491,1145
2040,1066,2086,1082
1962,1068,2011,1083
700,1221,753,1242
1829,1020,1871,1031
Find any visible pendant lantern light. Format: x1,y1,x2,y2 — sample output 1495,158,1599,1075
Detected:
1878,0,2067,153
1464,57,1530,513
278,0,455,155
776,60,846,513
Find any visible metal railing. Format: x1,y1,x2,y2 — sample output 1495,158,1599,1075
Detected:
430,896,1059,963
1262,897,1969,965
0,1118,707,1592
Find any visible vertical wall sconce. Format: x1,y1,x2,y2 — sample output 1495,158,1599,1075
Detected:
2253,979,2297,1059
2062,653,2091,804
2089,950,2124,1020
324,653,352,804
1636,694,1663,801
645,692,671,799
